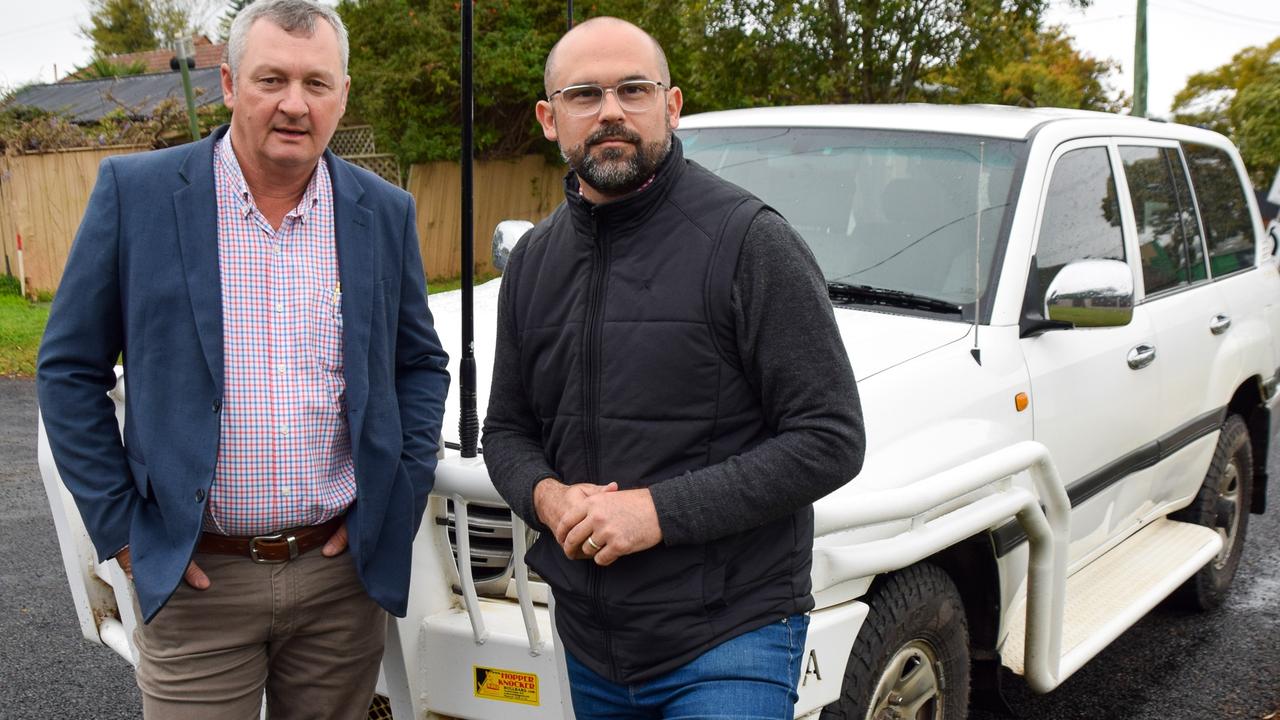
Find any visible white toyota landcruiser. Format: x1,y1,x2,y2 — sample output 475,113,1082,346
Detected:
40,104,1280,719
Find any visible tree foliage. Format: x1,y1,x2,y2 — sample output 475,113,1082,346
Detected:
82,0,160,55
337,0,1112,166
74,57,151,80
218,0,257,42
1172,37,1280,186
81,0,218,56
941,24,1124,110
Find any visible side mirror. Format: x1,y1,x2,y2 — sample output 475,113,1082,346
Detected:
492,220,534,273
1044,258,1134,328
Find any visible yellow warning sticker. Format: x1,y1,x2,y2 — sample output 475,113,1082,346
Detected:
473,665,540,706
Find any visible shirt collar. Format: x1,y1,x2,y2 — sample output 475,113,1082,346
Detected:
216,133,327,223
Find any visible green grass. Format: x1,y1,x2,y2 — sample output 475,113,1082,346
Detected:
428,272,499,294
0,294,49,377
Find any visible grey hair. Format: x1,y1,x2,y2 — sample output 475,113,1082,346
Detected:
226,0,350,80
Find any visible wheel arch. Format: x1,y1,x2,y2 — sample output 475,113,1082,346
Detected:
1228,376,1269,514
922,533,1005,703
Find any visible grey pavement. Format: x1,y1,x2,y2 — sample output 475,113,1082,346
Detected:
2,376,1277,719
0,378,140,719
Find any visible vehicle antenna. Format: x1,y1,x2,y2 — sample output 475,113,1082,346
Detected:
971,141,984,366
459,0,479,457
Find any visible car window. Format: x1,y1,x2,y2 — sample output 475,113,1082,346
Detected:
680,127,1025,320
1120,145,1202,295
1036,146,1126,295
1169,149,1208,282
1182,142,1255,276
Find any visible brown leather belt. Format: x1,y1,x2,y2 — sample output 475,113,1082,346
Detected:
197,515,344,564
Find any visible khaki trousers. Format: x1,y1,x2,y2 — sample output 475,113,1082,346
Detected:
131,548,386,720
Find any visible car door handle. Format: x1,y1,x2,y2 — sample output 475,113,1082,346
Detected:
1210,314,1232,335
1127,344,1156,370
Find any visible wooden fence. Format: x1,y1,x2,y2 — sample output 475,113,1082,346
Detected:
409,156,565,279
0,148,564,294
0,146,146,297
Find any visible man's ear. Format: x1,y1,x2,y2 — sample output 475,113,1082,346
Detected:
535,100,558,142
666,85,683,130
220,64,235,111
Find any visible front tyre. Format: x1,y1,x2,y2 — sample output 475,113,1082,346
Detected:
1168,413,1253,611
820,563,970,720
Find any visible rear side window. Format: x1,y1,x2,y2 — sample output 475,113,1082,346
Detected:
1182,143,1254,276
1036,146,1126,293
1119,146,1204,295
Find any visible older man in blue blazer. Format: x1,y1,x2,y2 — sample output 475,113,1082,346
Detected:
36,1,450,717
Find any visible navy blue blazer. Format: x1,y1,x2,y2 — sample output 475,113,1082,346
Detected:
37,126,451,621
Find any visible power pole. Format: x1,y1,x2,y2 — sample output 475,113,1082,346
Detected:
1134,0,1148,117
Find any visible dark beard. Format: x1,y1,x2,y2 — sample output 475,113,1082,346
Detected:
562,123,671,197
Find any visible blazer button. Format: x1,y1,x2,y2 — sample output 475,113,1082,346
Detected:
212,400,222,413
195,489,206,503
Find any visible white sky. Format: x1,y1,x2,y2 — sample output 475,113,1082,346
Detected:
2,0,1279,117
1043,0,1280,116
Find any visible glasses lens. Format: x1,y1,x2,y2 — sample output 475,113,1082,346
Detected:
616,81,658,111
560,85,603,115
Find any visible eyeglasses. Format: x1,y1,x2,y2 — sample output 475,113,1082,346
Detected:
548,80,667,117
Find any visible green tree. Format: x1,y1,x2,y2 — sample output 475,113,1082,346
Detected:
1232,68,1280,188
942,24,1124,110
218,0,256,42
653,0,1095,109
82,0,159,55
74,57,150,79
337,0,1105,167
1172,37,1280,186
338,0,566,164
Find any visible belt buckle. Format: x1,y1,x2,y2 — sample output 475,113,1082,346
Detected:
248,532,300,564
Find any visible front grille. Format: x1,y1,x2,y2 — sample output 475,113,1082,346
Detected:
437,500,518,595
367,693,393,719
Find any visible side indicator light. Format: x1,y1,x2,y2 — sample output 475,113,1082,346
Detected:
1015,392,1029,412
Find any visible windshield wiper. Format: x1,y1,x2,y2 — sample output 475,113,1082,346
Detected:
827,282,963,315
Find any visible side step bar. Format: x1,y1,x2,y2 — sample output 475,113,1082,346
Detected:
1001,518,1222,683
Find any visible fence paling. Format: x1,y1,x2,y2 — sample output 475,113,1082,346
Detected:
0,146,147,296
0,149,564,295
408,156,564,280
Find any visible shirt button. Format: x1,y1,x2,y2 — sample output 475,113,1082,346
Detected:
195,488,205,503
276,364,287,375
278,425,289,436
275,302,284,313
280,486,291,497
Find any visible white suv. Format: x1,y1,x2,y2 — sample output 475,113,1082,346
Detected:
40,105,1278,719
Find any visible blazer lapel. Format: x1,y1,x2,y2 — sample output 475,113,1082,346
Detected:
173,129,226,397
327,152,374,433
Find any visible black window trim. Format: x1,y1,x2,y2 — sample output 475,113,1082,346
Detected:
1179,139,1259,280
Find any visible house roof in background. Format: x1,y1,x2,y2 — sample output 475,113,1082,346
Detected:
61,36,226,81
4,68,223,122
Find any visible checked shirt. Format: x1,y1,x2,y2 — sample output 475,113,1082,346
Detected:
206,134,356,536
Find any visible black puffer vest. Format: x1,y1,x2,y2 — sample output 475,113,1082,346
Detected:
507,139,815,683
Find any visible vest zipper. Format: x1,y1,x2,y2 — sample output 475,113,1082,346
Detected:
582,213,608,486
582,212,618,679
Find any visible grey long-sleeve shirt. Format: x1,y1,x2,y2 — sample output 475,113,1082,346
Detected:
482,209,865,546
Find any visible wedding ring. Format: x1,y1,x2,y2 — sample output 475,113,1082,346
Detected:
586,536,602,551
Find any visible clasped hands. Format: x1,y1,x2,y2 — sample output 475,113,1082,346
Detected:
533,478,663,566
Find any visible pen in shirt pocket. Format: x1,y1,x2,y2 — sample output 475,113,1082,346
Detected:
331,282,342,320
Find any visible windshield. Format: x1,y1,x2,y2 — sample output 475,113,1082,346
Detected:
679,127,1026,321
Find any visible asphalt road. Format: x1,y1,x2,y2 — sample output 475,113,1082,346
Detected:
2,376,1277,719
